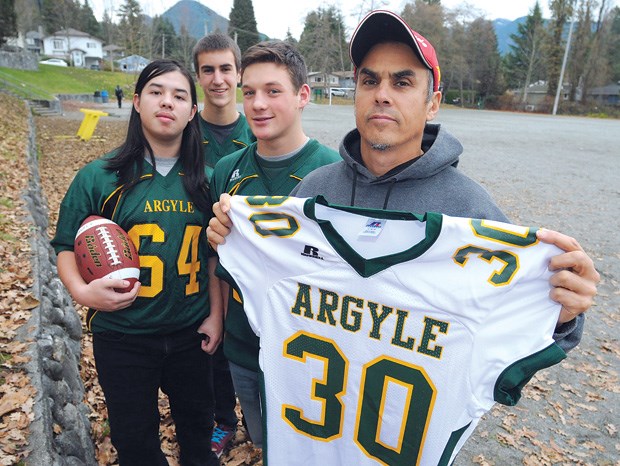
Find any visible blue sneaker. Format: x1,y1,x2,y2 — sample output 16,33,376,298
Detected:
211,424,235,458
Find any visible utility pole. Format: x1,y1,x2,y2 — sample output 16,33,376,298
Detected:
162,34,165,58
553,14,575,115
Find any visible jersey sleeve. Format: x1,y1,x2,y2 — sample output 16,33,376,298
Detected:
462,224,567,412
50,160,109,254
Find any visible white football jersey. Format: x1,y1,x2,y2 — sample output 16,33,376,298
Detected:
217,195,566,466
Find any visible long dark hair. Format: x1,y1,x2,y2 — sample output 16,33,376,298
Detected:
105,59,210,213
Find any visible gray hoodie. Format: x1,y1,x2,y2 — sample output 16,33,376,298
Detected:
291,124,583,352
293,124,508,220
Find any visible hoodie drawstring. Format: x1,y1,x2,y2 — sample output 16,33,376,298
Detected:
383,178,397,209
350,163,398,210
350,164,359,206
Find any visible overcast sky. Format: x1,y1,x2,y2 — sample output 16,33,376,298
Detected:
93,0,557,40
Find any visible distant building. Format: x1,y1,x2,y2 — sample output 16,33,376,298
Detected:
308,71,340,90
588,83,620,106
511,81,572,111
308,71,355,99
117,55,150,73
333,70,355,89
42,28,103,69
103,44,124,71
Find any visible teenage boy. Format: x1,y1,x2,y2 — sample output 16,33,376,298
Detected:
192,32,255,458
207,40,342,450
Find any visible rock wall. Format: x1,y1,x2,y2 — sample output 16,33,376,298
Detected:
19,103,97,466
0,51,38,70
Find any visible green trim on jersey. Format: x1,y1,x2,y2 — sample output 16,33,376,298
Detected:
305,196,444,277
211,140,341,370
437,422,472,466
199,112,255,180
51,154,212,335
211,139,340,199
494,343,566,405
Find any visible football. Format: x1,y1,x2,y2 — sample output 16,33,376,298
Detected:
74,216,140,293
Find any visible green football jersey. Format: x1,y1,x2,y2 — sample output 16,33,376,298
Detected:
52,155,211,335
211,139,341,370
199,113,255,181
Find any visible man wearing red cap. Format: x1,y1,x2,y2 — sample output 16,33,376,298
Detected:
212,10,597,346
207,9,599,464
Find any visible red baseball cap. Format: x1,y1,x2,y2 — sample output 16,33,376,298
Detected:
349,10,441,92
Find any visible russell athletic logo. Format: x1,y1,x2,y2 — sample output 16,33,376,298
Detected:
229,169,241,182
301,245,324,260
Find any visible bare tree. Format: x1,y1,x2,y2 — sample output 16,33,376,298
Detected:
298,6,347,73
546,0,576,97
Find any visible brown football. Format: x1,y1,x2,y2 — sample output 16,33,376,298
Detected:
74,216,140,293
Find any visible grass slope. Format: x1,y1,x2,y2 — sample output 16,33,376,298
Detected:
0,65,137,99
0,65,214,101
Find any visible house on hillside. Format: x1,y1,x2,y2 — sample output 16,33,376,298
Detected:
118,55,150,73
42,28,103,69
4,29,44,54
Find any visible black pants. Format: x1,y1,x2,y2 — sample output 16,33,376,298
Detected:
116,96,122,108
93,325,219,466
211,344,238,427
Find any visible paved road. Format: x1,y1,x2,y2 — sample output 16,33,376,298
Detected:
79,100,620,464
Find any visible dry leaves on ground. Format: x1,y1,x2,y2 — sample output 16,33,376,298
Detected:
0,92,37,464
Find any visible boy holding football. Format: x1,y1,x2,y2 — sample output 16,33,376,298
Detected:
52,59,220,466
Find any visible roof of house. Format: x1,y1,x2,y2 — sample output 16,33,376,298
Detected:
588,83,620,96
118,54,150,64
103,44,124,51
48,28,102,42
333,70,354,78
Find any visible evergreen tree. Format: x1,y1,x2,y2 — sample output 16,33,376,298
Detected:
117,0,144,56
298,6,347,72
284,28,298,46
152,16,180,61
503,1,547,101
78,0,101,38
546,0,575,97
0,0,18,46
228,0,259,53
41,0,79,34
466,18,502,101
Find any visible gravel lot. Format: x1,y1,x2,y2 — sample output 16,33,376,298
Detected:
303,103,620,465
67,100,620,464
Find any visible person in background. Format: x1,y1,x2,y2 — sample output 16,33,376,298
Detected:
114,84,124,109
192,32,255,458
